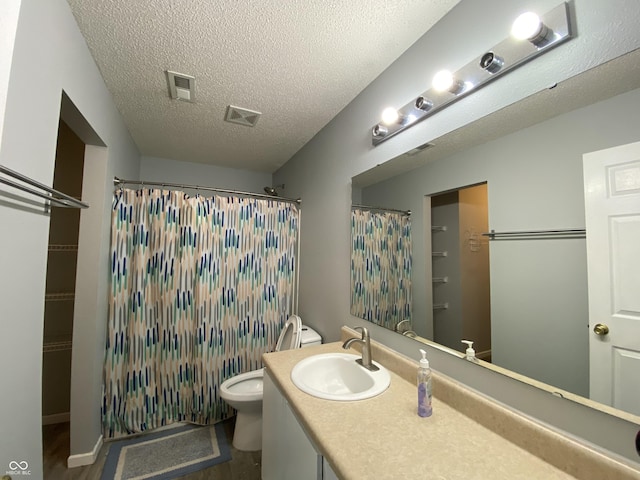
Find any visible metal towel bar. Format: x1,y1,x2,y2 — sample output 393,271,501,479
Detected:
482,228,585,240
0,164,89,209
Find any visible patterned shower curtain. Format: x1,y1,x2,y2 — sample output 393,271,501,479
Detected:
350,208,412,330
103,188,299,438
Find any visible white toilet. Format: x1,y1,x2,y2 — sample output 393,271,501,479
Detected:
220,315,322,451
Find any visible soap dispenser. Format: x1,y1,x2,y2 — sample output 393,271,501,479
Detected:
417,349,432,417
461,340,478,363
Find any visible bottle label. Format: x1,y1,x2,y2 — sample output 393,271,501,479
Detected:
418,381,433,417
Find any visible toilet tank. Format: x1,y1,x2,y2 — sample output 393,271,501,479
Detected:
300,325,322,347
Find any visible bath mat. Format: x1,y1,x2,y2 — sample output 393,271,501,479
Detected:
100,423,231,480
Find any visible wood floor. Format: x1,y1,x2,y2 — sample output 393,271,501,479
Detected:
43,418,262,480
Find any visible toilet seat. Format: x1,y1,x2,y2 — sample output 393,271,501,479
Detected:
220,368,264,403
274,314,302,352
221,315,302,402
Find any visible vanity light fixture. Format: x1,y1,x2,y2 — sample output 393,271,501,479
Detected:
415,96,433,112
372,124,389,138
479,52,504,74
371,2,572,146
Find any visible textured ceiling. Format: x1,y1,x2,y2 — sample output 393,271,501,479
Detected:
66,0,460,173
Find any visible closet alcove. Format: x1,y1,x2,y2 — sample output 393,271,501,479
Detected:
42,120,85,426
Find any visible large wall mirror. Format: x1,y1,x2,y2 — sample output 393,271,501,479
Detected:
351,48,640,421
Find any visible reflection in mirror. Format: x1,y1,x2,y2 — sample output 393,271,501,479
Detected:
351,49,640,421
350,206,412,331
430,184,491,359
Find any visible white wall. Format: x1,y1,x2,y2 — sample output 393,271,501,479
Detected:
275,0,640,464
0,0,140,477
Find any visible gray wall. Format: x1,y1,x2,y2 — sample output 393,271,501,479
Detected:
275,0,640,464
140,155,272,195
0,0,140,477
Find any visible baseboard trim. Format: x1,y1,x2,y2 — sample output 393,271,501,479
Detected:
67,434,103,468
42,412,70,425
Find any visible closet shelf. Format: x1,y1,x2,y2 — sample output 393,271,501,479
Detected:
45,292,75,302
49,244,78,252
43,337,73,353
48,244,78,252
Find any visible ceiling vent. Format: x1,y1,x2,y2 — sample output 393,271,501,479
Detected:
166,70,195,102
224,105,261,127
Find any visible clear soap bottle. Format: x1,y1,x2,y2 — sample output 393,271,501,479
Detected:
417,349,432,417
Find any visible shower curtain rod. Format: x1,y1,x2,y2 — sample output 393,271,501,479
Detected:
114,177,301,205
352,204,411,216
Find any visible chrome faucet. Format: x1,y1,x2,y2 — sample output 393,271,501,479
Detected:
394,319,411,333
342,326,379,371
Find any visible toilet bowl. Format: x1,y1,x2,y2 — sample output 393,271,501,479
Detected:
219,315,321,451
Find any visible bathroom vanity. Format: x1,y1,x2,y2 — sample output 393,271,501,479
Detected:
261,331,640,480
262,369,338,480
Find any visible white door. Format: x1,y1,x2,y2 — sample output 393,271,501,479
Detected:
584,141,640,416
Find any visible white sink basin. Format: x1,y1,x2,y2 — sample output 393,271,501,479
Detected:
291,352,391,401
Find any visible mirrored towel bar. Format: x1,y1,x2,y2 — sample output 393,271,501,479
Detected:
482,228,585,240
0,164,89,209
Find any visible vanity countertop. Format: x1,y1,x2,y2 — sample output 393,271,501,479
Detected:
263,340,640,480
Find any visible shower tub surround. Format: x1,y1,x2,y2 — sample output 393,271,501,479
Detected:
261,327,640,480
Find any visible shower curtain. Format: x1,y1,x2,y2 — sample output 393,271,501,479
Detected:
350,208,412,330
103,188,299,438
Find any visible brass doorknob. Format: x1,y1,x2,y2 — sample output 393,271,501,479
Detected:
594,323,610,336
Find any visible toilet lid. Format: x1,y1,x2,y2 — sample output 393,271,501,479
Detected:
274,315,302,352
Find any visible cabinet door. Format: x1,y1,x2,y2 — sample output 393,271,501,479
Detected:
262,370,318,480
262,370,286,480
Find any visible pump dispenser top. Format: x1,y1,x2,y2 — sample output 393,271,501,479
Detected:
419,348,430,369
461,340,477,362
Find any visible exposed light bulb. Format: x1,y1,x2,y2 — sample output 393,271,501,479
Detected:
381,107,400,125
432,70,454,92
432,70,464,94
511,12,543,40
